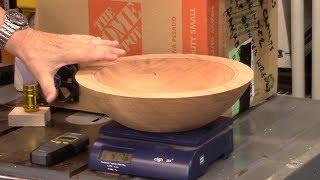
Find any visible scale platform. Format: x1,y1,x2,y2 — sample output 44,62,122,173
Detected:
88,117,234,180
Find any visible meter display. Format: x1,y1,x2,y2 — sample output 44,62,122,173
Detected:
56,136,78,142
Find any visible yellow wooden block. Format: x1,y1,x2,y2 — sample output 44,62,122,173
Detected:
17,0,36,9
8,107,51,127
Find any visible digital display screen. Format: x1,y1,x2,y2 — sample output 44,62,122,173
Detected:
100,151,132,163
56,136,77,142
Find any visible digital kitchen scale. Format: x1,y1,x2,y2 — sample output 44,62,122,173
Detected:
88,117,233,180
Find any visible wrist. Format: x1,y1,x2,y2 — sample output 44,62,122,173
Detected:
0,8,4,26
4,27,33,58
0,9,31,59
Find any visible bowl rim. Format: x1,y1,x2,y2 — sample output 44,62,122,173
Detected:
76,54,254,99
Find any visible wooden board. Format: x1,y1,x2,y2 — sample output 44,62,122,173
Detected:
8,107,51,127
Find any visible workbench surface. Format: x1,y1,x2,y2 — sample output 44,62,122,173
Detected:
0,85,320,180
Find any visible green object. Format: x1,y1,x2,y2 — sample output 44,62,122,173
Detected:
228,47,241,61
229,47,241,117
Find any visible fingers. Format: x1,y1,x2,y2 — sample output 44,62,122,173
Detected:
37,72,57,103
70,34,96,42
83,46,125,62
91,39,120,47
60,34,127,65
71,34,120,47
64,43,126,64
109,46,126,55
97,46,126,60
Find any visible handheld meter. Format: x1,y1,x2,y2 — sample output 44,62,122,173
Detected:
31,132,89,166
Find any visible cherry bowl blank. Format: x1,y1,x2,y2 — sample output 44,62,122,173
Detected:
76,54,253,132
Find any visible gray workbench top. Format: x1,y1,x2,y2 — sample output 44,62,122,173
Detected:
76,95,320,180
1,84,320,180
201,95,320,180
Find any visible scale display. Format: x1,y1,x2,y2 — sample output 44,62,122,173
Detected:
100,151,132,164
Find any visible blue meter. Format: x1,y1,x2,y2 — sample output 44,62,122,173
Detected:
89,117,233,180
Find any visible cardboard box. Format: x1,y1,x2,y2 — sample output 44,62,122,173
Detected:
222,0,278,107
37,0,221,56
88,0,222,56
35,0,278,113
1,50,14,65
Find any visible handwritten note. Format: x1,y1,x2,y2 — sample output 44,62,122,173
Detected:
224,0,276,93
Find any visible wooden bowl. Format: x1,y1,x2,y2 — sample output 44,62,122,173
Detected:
76,54,253,132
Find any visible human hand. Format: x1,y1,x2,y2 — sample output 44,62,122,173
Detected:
5,28,126,103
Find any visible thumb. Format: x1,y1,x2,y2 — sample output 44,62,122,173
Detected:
37,72,57,103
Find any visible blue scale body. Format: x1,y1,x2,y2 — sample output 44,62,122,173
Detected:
89,117,233,180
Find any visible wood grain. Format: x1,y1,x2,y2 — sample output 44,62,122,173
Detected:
76,54,253,132
8,107,51,127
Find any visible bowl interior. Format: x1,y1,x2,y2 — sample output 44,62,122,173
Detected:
94,58,235,94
